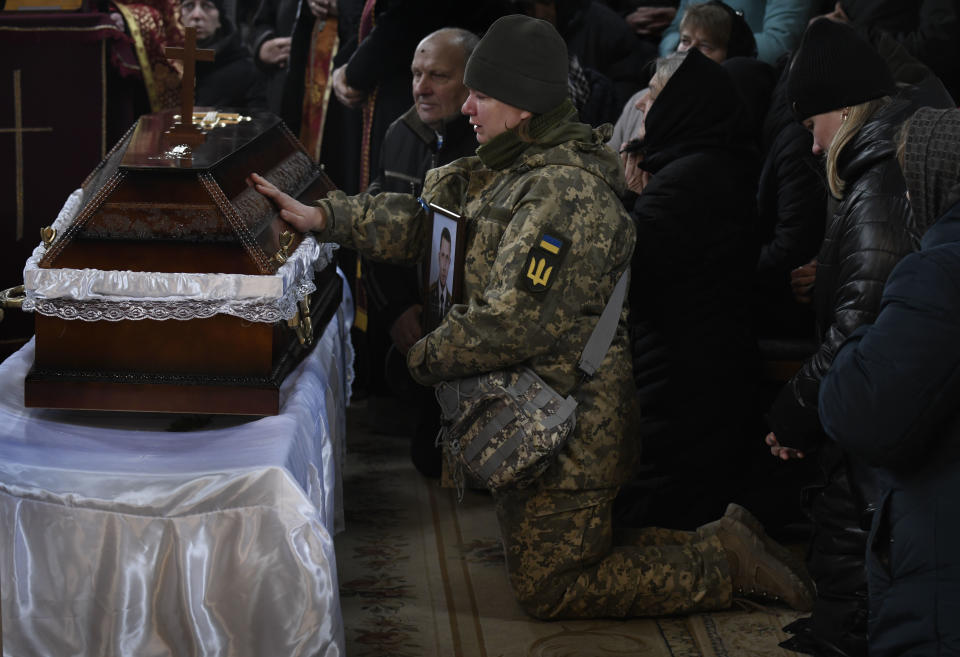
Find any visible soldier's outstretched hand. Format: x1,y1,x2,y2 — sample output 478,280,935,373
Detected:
250,172,327,233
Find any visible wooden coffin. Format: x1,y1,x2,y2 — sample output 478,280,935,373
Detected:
22,110,341,415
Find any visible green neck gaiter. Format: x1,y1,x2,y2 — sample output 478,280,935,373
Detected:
476,99,590,170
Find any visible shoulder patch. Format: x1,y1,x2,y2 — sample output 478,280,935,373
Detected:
520,231,569,294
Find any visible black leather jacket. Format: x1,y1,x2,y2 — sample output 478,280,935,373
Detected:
768,94,919,452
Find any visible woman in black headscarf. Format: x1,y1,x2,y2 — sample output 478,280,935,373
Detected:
621,47,761,531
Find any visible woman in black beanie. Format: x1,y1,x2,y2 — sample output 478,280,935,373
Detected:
254,13,812,619
765,16,953,657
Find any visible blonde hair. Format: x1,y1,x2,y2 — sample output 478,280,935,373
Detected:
895,115,912,172
825,97,889,198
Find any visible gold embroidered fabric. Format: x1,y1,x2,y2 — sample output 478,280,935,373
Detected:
113,0,184,110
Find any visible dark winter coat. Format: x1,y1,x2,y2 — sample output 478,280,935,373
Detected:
625,49,760,528
629,49,758,411
820,201,960,657
753,57,826,338
196,20,267,110
249,0,308,115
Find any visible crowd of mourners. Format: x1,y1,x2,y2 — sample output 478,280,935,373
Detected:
157,0,960,655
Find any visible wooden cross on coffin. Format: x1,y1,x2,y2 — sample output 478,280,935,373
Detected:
164,26,214,145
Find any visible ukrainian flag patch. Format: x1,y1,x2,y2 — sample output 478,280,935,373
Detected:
539,234,562,254
521,230,569,294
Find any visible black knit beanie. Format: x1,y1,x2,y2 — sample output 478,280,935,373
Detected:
904,107,960,233
787,18,896,120
464,14,569,114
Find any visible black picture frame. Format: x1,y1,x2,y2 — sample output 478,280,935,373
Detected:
422,203,466,332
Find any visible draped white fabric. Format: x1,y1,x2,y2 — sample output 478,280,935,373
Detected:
0,277,355,657
22,189,337,323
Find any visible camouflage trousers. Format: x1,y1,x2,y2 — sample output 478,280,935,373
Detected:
494,485,733,619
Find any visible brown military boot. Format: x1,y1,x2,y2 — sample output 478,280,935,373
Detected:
700,505,815,611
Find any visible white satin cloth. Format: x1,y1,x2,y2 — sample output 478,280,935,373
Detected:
0,278,354,657
22,189,336,324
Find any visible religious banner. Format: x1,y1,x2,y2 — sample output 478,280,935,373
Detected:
0,12,124,360
299,16,339,162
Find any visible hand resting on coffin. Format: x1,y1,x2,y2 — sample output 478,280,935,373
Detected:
250,172,328,233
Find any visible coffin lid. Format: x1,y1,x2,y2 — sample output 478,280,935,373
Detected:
39,109,334,277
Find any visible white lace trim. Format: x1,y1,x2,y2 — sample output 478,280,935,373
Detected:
22,189,337,323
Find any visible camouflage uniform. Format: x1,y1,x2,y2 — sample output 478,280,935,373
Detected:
315,103,732,619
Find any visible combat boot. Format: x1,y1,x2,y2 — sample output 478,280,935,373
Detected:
700,504,815,611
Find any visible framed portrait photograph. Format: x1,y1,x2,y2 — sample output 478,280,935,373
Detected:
423,203,466,332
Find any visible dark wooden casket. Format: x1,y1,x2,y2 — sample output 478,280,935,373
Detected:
21,110,341,415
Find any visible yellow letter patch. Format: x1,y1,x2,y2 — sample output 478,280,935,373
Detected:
521,231,568,294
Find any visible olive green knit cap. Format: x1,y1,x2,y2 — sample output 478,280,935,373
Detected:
463,14,569,114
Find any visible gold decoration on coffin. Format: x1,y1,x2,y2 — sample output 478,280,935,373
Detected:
273,230,295,266
1,285,26,323
174,111,254,130
287,293,314,346
41,226,57,249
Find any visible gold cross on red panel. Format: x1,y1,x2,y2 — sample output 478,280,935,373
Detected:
1,70,54,242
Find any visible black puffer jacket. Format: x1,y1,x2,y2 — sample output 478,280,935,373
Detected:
769,93,918,657
767,94,919,452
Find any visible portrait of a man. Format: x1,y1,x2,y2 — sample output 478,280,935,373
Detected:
423,204,462,331
428,225,453,320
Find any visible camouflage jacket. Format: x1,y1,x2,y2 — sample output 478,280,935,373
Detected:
317,119,638,489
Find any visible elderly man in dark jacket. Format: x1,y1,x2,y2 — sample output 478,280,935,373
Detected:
363,27,479,476
819,106,960,657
